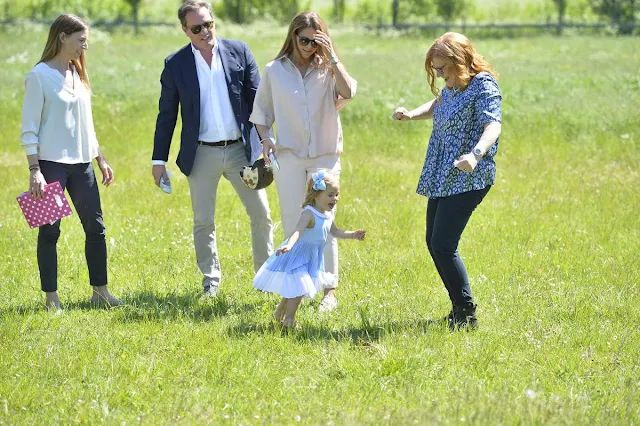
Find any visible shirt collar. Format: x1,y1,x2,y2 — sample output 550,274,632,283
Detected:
191,39,218,56
280,54,324,69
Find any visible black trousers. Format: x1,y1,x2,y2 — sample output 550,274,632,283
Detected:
37,161,107,292
426,186,490,308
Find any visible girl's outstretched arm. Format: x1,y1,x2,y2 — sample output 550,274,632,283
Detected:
276,210,315,255
330,223,366,240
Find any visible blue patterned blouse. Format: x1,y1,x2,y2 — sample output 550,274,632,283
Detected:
416,72,502,198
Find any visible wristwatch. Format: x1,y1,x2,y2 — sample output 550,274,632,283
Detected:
328,55,340,65
472,147,483,159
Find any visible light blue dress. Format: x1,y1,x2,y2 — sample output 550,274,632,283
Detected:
253,206,337,298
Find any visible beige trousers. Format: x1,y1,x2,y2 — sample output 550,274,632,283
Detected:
187,143,273,287
273,150,341,288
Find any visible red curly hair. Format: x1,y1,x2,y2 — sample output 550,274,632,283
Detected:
425,32,498,99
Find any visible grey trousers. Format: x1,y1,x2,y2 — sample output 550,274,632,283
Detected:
187,142,273,287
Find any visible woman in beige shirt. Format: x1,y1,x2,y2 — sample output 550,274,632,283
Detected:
21,14,121,311
250,11,356,312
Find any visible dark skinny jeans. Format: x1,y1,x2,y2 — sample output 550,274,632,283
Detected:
426,186,490,308
37,160,107,292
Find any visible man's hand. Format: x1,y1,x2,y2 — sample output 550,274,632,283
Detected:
152,164,169,187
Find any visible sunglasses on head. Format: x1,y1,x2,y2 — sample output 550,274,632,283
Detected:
189,21,214,35
298,36,318,48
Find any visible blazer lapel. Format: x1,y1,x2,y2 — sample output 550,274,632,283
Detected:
180,46,200,108
217,39,234,88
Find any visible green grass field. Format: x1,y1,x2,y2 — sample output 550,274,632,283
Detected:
1,25,639,424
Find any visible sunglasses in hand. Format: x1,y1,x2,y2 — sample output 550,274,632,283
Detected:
189,21,214,35
298,36,318,48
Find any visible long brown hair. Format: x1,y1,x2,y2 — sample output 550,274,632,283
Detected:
425,32,498,99
275,11,332,67
39,14,91,89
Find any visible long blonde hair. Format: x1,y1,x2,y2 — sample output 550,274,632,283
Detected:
425,32,497,99
39,14,91,89
275,11,332,67
302,170,340,208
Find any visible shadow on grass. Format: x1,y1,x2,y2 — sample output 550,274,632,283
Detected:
1,291,258,323
109,291,261,323
226,317,451,343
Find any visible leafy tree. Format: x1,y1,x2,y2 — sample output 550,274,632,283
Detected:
434,0,468,24
332,0,346,23
352,0,387,25
589,0,638,34
391,0,399,27
123,0,141,34
408,0,435,22
552,0,568,34
389,0,436,27
217,0,301,24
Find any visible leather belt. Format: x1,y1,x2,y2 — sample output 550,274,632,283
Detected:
198,138,241,147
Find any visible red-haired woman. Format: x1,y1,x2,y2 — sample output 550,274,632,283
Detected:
392,32,502,330
21,14,121,310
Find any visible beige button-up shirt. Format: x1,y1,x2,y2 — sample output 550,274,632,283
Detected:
250,56,357,159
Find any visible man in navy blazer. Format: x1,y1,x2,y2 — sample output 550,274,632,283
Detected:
152,0,273,296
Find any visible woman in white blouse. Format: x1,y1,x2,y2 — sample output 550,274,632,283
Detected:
250,11,356,312
21,14,121,311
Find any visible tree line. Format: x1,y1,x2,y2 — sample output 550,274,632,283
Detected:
1,0,637,35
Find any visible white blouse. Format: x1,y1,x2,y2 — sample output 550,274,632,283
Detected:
250,56,356,159
21,62,99,164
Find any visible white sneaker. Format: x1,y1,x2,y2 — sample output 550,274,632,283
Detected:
203,285,219,298
202,278,220,298
318,294,338,312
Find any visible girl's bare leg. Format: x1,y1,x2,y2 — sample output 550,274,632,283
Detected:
282,296,302,328
273,298,286,322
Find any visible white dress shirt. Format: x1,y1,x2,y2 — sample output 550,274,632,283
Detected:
250,56,357,159
21,62,99,163
193,42,241,143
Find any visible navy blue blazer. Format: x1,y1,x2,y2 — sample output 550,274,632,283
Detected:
152,38,260,176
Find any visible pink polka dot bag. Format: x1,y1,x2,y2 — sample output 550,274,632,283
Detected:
16,181,73,228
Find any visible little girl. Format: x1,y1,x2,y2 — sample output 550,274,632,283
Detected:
253,170,366,328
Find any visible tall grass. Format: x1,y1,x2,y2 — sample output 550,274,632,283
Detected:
0,27,638,424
